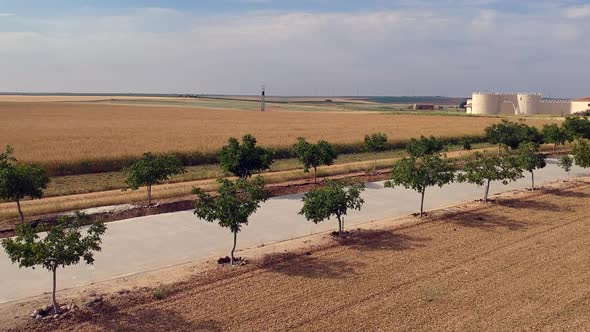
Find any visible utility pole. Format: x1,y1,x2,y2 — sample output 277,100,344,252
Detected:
261,85,266,112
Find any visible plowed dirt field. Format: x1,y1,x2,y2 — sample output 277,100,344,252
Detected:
3,180,589,331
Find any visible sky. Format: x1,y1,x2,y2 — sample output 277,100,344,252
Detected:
0,0,589,97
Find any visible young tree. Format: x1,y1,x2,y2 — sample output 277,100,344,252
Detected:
364,132,388,174
515,142,547,190
218,134,273,178
0,145,15,168
406,136,444,157
562,116,590,141
574,139,590,168
192,176,269,265
457,152,523,203
558,155,574,180
522,124,545,146
485,120,543,151
292,137,338,183
542,124,568,151
460,137,472,151
385,154,456,217
125,153,186,206
0,146,50,223
299,181,365,237
1,213,106,314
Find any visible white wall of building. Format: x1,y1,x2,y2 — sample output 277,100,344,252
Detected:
517,94,542,115
571,100,590,114
540,100,571,116
470,92,574,116
471,93,500,115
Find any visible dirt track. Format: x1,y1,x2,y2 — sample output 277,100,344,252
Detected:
4,181,590,331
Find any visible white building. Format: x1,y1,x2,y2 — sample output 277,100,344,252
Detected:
571,97,590,114
466,92,574,116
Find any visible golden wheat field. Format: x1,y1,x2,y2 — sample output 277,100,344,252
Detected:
0,101,559,165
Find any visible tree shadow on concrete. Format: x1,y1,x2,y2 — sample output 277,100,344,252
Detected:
338,229,430,252
364,182,384,190
272,193,305,201
493,198,570,213
446,210,528,231
259,252,362,279
76,302,223,332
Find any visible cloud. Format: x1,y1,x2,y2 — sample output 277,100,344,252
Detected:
0,4,588,97
565,4,590,18
0,13,15,17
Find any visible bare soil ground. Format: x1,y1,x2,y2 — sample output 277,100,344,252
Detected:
1,178,589,331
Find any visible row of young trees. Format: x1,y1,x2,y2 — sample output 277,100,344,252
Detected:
3,117,590,315
3,117,590,224
191,118,590,266
2,118,590,227
486,117,590,152
0,135,338,225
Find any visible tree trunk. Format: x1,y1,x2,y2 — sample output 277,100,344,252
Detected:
147,185,152,206
531,171,535,191
554,143,557,152
313,167,317,184
420,189,426,217
52,265,60,314
337,215,343,237
16,199,24,224
484,179,491,203
230,231,237,265
373,155,377,175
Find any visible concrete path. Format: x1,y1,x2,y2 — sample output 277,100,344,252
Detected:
0,160,588,303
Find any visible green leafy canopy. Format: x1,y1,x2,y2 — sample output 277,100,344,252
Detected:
385,154,456,194
563,116,590,140
299,180,365,224
0,146,50,202
558,155,574,173
218,134,273,178
542,124,568,148
125,152,186,189
515,142,547,173
0,145,16,168
292,137,338,173
460,137,472,151
485,120,543,150
574,139,590,168
192,176,269,233
458,152,523,186
1,212,107,271
364,133,388,153
406,136,444,157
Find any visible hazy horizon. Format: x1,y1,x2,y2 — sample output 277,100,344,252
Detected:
1,0,589,98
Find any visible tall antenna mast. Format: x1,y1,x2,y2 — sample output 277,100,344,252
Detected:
261,84,266,112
